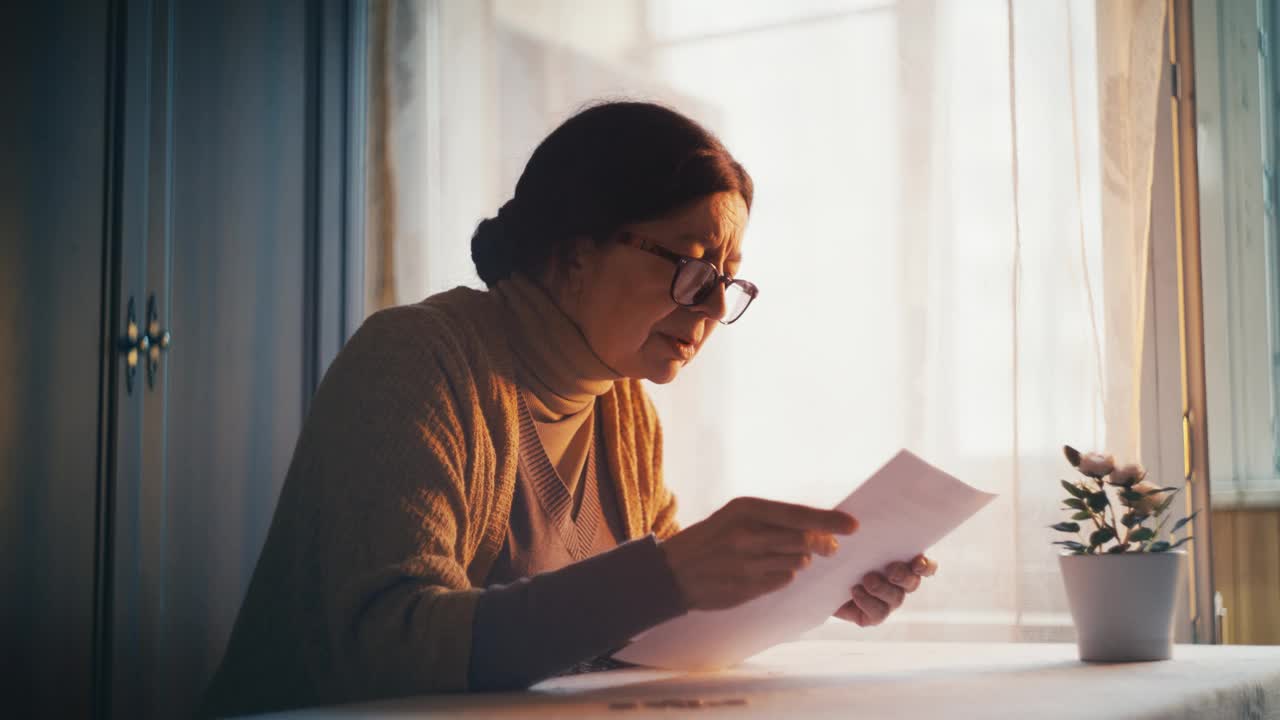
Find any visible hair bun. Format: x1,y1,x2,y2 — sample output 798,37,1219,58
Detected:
471,213,513,286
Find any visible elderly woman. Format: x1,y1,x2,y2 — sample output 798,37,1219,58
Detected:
201,101,936,717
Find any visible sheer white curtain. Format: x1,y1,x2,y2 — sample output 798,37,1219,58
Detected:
368,0,1172,642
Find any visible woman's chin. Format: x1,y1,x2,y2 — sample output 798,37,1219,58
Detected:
644,360,685,384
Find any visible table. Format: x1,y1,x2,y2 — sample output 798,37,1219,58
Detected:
269,638,1280,719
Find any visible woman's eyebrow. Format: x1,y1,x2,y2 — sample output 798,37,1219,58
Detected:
669,236,714,259
674,232,741,266
676,230,721,245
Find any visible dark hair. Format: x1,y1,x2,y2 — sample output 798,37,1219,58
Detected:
470,101,753,287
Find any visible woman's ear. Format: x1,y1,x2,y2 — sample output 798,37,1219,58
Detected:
541,235,595,301
565,234,600,269
565,235,602,286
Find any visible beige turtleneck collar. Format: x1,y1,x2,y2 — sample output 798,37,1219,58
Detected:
493,272,621,495
492,272,621,423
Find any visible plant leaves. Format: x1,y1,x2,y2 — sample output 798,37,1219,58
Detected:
1063,445,1082,467
1053,540,1088,552
1155,493,1177,516
1071,510,1093,521
1120,512,1147,528
1063,498,1087,510
1171,510,1200,534
1148,541,1172,552
1087,492,1110,511
1128,527,1156,542
1168,536,1194,549
1144,485,1180,495
1061,480,1088,499
1106,544,1130,554
1089,527,1116,546
1051,521,1081,533
1121,489,1145,502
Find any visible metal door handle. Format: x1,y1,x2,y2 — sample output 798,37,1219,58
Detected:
143,293,172,389
116,297,147,395
116,294,174,394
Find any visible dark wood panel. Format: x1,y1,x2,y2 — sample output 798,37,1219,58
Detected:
1212,508,1280,645
1210,510,1238,642
0,1,363,716
161,0,311,706
109,1,176,717
1231,510,1280,644
0,1,114,716
101,2,363,712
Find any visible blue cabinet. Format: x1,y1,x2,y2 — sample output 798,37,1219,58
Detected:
1,2,366,717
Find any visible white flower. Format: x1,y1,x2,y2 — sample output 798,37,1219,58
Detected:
1076,452,1115,479
1107,463,1146,487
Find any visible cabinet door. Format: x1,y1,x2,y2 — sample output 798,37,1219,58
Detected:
0,2,114,717
109,1,361,717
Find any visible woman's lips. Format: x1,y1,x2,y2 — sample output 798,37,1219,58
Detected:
658,332,697,361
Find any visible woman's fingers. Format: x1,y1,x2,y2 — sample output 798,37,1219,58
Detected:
801,529,841,557
747,552,812,575
736,527,840,557
834,556,939,625
885,561,922,592
912,554,938,577
861,572,906,609
850,585,890,625
836,579,902,627
660,497,861,612
732,497,858,535
834,600,869,625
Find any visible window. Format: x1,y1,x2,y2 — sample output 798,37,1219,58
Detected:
372,0,1183,641
1197,0,1280,508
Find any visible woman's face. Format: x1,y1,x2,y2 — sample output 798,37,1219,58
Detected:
552,191,749,384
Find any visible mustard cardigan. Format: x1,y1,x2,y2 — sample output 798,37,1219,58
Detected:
199,286,679,717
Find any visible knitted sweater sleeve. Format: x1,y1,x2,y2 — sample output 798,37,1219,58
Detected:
467,534,687,691
309,305,500,700
199,305,501,718
202,302,689,716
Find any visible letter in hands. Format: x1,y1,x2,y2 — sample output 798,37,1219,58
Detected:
658,497,859,612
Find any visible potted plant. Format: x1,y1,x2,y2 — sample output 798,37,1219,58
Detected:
1052,445,1198,662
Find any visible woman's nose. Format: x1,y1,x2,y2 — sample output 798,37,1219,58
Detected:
692,281,729,321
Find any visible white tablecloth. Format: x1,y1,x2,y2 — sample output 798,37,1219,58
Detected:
266,638,1280,719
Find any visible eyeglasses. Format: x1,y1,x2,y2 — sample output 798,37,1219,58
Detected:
621,231,759,324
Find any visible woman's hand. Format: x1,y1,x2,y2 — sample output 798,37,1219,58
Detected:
834,554,937,626
659,497,858,612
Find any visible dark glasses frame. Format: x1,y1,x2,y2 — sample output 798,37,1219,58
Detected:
620,231,759,324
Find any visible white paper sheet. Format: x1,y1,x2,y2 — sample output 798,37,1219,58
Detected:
614,449,998,670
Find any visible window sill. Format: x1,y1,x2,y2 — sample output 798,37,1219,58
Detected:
1210,483,1280,510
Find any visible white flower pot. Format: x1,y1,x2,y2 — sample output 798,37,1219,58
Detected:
1058,550,1186,662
